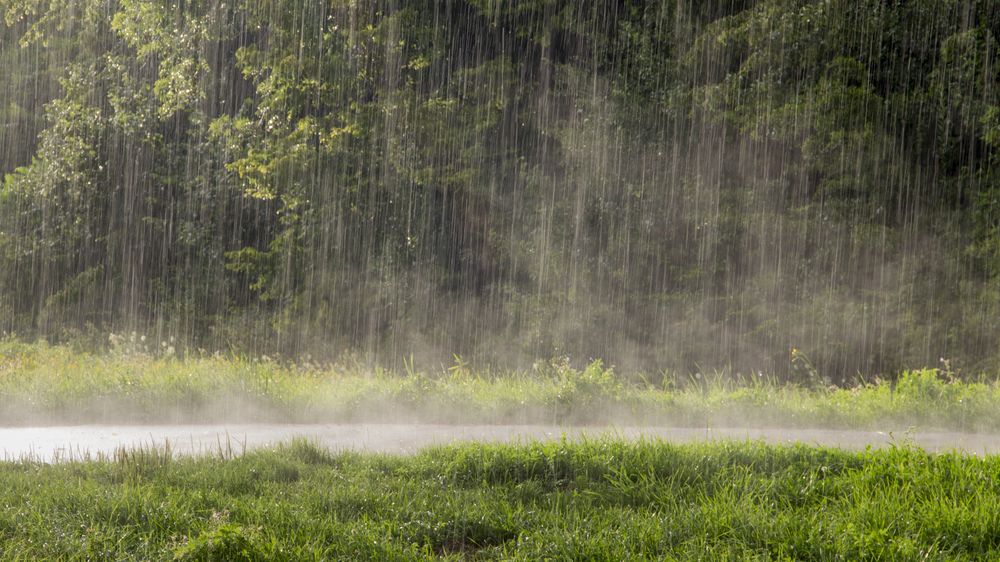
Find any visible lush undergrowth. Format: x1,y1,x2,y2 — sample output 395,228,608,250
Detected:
1,338,999,431
0,438,995,560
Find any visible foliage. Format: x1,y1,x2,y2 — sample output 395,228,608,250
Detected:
0,0,998,377
172,524,268,562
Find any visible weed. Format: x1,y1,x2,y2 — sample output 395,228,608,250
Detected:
172,524,268,562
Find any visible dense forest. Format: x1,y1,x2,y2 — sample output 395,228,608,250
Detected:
0,0,998,379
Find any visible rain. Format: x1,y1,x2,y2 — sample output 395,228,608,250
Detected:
1,1,997,381
1,2,1000,558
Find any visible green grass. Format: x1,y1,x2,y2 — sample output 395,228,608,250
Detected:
2,338,1000,430
0,438,997,560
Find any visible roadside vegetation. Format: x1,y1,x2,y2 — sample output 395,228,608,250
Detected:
0,438,996,560
2,338,998,431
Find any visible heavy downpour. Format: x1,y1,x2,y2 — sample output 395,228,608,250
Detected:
1,1,999,558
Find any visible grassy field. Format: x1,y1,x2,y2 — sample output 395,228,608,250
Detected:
2,339,998,560
1,338,998,430
0,438,994,560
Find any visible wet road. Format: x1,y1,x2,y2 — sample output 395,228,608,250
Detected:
2,424,999,462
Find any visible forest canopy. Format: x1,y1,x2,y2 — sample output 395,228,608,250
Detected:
0,0,998,379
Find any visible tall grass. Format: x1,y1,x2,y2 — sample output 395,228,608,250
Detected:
2,338,1000,430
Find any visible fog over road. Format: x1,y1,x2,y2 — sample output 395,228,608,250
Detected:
2,425,999,462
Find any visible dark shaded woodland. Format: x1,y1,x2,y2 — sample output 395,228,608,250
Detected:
1,0,998,379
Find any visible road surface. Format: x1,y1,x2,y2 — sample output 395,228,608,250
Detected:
2,424,998,462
